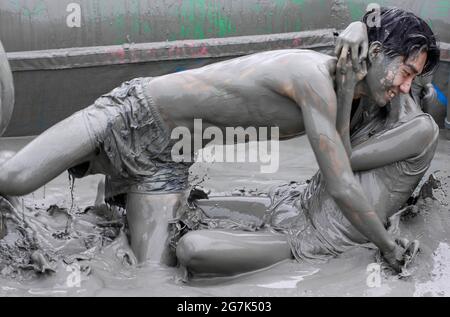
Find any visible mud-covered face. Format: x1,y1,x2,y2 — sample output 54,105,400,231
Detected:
365,43,427,107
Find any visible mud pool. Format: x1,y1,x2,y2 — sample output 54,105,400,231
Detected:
0,134,449,297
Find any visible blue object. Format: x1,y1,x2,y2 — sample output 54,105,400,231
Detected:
433,84,448,108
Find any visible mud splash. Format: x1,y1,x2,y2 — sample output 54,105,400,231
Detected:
0,191,130,282
0,197,47,280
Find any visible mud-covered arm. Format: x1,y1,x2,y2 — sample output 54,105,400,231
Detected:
335,61,367,156
335,69,355,156
286,71,396,256
351,115,438,172
335,21,368,155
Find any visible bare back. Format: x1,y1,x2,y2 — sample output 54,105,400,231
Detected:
146,49,337,139
146,49,397,256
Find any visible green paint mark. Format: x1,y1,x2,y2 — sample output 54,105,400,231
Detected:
142,22,151,34
291,0,306,6
178,0,236,40
131,0,141,35
253,0,301,33
210,0,236,37
115,15,125,31
294,18,302,32
291,0,304,32
22,8,31,17
421,0,450,20
276,0,286,6
114,13,126,44
193,0,206,39
31,1,46,15
8,0,20,11
21,0,46,18
347,1,365,21
168,33,178,41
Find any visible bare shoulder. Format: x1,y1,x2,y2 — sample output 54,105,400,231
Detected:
198,49,335,78
263,50,337,105
169,49,336,86
259,49,336,78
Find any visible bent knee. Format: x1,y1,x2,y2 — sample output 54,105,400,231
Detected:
176,231,213,269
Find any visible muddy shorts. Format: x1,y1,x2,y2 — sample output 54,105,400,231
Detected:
69,77,193,207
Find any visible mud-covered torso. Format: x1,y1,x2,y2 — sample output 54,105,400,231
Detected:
145,50,336,140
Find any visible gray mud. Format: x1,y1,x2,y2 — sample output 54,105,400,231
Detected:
0,191,129,281
0,134,449,296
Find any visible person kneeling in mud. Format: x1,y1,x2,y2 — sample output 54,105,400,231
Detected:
0,8,439,272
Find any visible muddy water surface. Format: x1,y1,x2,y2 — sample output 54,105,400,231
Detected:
0,135,449,297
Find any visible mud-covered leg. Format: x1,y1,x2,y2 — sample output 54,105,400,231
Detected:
0,111,97,196
126,192,182,265
176,229,293,277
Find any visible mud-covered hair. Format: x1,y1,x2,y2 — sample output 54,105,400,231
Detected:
362,7,440,76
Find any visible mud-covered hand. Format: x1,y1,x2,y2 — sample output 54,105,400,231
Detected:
336,59,367,90
382,238,420,273
335,21,369,74
382,242,406,273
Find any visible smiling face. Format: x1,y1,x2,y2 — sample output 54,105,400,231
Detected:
364,42,428,107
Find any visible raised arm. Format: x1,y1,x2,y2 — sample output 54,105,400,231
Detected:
284,69,403,270
335,60,367,156
335,21,369,155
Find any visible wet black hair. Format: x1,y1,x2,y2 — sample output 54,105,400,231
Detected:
362,7,440,76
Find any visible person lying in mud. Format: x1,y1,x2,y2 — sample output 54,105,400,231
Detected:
174,86,439,277
0,8,439,273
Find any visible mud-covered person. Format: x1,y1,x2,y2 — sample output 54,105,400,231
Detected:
173,9,441,277
175,88,438,278
0,8,439,272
